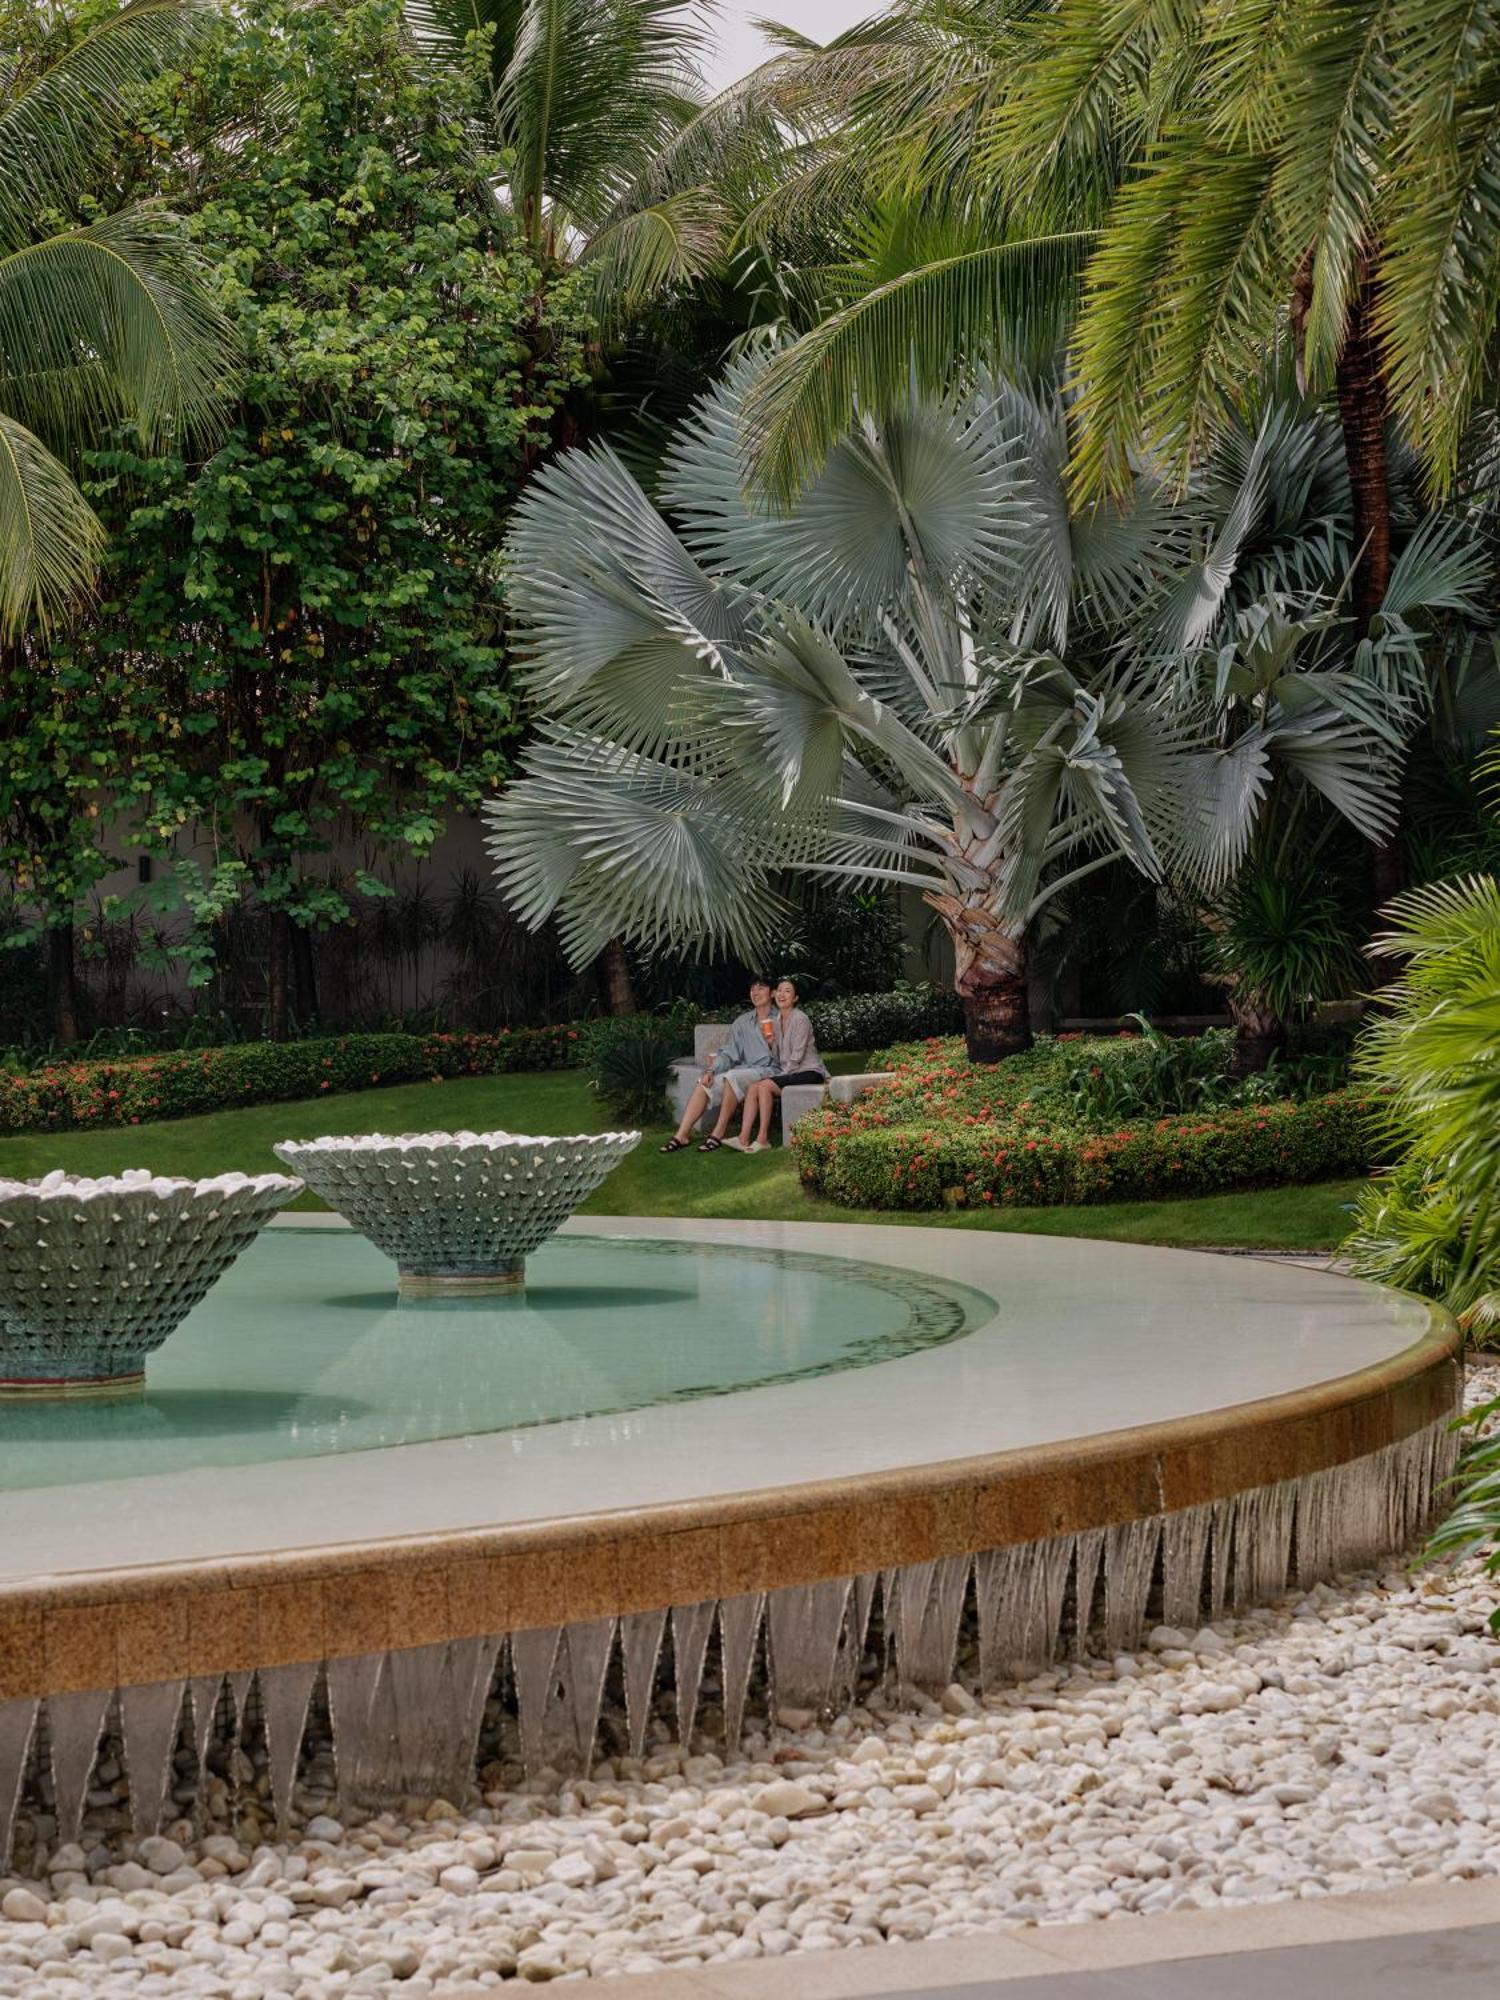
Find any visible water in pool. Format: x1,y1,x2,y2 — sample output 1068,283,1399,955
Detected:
0,1229,993,1490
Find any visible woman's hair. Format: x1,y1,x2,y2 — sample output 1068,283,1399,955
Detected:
774,975,799,997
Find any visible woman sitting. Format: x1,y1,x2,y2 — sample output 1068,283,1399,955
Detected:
733,977,829,1150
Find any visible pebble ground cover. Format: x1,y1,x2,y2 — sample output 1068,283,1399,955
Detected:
1,1368,1493,1998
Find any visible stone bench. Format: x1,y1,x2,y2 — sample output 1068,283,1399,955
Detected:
668,1025,891,1142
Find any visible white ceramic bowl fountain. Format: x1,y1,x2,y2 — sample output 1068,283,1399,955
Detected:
272,1129,640,1296
0,1169,302,1397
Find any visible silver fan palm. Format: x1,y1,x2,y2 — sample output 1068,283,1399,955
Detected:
485,361,1461,1060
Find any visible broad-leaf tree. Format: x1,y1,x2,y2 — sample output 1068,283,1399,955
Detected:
489,358,1487,1062
482,364,1322,1056
86,0,587,1037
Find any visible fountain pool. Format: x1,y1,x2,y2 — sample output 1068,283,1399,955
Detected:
0,1216,1461,1848
0,1229,992,1490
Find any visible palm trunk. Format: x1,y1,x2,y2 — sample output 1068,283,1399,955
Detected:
47,924,79,1048
1334,268,1393,636
600,936,637,1017
1333,263,1405,936
927,891,1030,1062
1228,991,1285,1077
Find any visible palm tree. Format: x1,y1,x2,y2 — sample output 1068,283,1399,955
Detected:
485,359,1435,1060
403,0,733,322
0,0,235,639
730,0,1498,655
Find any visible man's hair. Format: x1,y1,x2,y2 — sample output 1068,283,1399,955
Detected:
747,972,772,989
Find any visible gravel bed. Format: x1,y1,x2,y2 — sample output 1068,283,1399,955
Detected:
2,1367,1494,1998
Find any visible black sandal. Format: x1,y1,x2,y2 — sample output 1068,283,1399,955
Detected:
659,1137,689,1153
697,1136,724,1152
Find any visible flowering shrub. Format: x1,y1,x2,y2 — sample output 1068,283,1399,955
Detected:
793,1034,1381,1209
0,1025,582,1134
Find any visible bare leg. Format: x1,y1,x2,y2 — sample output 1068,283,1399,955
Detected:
736,1086,762,1144
710,1078,742,1140
672,1082,711,1146
756,1081,781,1146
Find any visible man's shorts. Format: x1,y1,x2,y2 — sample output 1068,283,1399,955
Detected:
708,1066,765,1107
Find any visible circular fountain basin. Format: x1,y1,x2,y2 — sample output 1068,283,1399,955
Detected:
272,1129,639,1295
0,1169,301,1398
0,1218,1459,1832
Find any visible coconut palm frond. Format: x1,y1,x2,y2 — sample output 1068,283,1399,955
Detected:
739,229,1091,502
0,207,234,452
0,0,221,251
0,412,107,639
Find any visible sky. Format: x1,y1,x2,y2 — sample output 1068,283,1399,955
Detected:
703,0,871,91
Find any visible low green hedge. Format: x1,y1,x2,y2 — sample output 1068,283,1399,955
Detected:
793,1034,1380,1209
804,986,963,1049
0,988,964,1135
0,1025,582,1133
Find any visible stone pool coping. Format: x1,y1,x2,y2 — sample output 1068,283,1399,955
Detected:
583,1876,1500,1997
0,1219,1459,1702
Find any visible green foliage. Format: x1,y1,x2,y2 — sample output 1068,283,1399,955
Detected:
0,0,235,637
1426,1403,1500,1631
1210,865,1364,1023
583,1012,681,1121
793,1033,1378,1210
805,985,963,1051
1061,1021,1237,1122
0,1024,585,1132
725,0,1500,502
1344,871,1500,1337
0,985,940,1130
79,0,587,1013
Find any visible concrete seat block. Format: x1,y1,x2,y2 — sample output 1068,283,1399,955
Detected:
826,1070,894,1105
779,1083,828,1140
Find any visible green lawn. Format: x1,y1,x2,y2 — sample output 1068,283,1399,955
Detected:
0,1062,1364,1252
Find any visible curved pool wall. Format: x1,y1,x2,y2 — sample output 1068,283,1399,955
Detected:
0,1218,1461,1854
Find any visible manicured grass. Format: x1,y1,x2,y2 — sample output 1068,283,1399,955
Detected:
0,1064,1365,1252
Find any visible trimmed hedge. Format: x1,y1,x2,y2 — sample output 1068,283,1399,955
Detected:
792,1034,1380,1209
0,1025,582,1134
804,986,964,1050
0,988,963,1135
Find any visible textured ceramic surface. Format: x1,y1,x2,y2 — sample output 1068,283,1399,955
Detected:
0,1170,301,1394
272,1129,639,1291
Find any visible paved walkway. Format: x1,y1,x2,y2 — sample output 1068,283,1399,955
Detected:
881,1922,1500,1998
592,1880,1500,1999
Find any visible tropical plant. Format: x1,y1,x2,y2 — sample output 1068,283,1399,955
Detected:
1061,1019,1235,1122
1345,873,1500,1337
728,0,1500,655
487,355,1488,1064
0,0,233,638
403,0,725,317
1207,864,1361,1072
1343,864,1500,1616
583,1011,680,1121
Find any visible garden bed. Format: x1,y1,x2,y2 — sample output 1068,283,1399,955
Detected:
0,990,963,1136
793,1034,1381,1210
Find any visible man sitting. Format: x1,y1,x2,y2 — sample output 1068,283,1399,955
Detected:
659,975,775,1153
